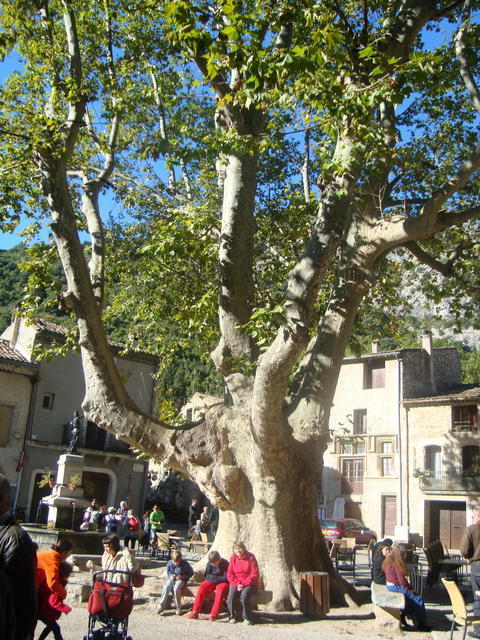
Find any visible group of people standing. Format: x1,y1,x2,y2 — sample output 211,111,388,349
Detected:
188,498,218,541
157,541,259,625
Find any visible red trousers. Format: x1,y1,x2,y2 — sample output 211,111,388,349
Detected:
192,580,229,617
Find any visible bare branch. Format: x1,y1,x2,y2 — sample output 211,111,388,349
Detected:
62,1,87,156
300,118,311,203
404,240,480,292
455,0,480,115
149,65,176,190
404,241,455,276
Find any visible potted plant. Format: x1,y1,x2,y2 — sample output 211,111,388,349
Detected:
68,473,81,491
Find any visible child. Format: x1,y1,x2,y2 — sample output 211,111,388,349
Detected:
190,519,202,541
37,561,72,640
157,550,193,616
124,509,141,549
186,550,229,621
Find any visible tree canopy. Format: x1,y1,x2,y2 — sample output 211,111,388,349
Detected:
1,0,480,608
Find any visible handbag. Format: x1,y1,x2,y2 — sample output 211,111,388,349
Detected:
132,573,145,588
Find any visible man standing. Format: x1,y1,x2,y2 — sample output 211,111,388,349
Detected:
0,474,37,640
188,498,199,534
460,507,480,639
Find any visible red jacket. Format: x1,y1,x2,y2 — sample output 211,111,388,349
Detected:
384,564,413,592
38,577,71,622
227,551,259,588
36,549,67,600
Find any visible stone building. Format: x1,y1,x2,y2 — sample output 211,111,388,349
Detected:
405,384,480,548
322,331,478,548
0,316,158,521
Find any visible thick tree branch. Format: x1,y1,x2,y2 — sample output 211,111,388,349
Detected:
251,140,362,448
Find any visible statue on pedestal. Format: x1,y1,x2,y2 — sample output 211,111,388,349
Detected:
66,410,82,454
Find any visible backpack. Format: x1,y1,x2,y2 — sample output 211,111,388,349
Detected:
128,517,140,531
105,514,118,533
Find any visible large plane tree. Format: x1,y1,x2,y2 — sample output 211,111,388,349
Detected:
1,0,479,608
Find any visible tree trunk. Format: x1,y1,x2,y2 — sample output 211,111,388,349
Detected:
159,398,355,610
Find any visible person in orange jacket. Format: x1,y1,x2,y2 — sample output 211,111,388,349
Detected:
37,561,72,640
36,538,74,600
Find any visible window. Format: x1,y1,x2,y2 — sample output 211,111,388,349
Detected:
340,440,365,455
462,445,480,477
381,457,393,476
341,458,364,494
42,393,55,410
381,441,393,454
0,405,14,446
425,445,442,479
452,405,478,432
364,361,385,389
353,409,367,434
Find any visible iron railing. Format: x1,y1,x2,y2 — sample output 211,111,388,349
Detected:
419,472,480,492
451,420,479,433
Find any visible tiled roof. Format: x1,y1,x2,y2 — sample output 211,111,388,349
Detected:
35,318,70,336
404,384,480,405
0,339,37,374
0,339,30,362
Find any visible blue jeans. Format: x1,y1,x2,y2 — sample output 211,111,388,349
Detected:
386,584,426,624
158,578,185,612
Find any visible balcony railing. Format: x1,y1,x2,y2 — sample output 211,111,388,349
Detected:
419,472,480,492
451,420,479,433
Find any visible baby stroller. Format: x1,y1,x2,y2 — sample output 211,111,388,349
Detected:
84,570,135,640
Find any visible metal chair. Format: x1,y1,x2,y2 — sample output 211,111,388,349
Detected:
335,540,357,584
408,564,424,597
155,532,171,560
442,578,480,640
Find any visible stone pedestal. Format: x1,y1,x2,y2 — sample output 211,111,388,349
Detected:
42,454,90,530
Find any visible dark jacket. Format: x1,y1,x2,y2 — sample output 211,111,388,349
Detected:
0,569,15,640
0,514,37,640
166,558,194,583
204,558,229,584
188,503,199,527
460,522,480,564
371,552,386,584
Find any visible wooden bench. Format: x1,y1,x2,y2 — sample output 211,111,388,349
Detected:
423,540,463,588
371,582,405,629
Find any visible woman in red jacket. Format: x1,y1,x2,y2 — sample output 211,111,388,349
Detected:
383,545,431,632
227,541,259,625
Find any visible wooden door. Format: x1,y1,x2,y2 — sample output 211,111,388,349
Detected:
382,495,397,537
439,507,466,549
